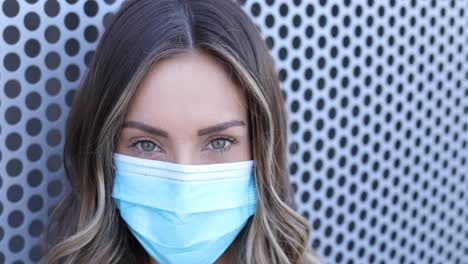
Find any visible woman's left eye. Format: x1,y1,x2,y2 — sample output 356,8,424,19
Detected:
207,137,236,152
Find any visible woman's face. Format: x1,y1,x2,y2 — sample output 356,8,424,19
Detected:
115,50,251,165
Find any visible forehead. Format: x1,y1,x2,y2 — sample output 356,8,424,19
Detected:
124,50,248,129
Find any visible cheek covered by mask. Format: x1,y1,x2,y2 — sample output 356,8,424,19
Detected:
111,153,257,264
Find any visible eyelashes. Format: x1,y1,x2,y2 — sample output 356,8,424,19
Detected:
128,136,238,155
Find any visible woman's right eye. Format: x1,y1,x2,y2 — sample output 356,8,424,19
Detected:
132,140,161,153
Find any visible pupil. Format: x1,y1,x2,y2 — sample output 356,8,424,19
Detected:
142,141,153,151
214,139,225,149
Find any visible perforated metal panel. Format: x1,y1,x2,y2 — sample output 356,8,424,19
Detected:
1,0,467,263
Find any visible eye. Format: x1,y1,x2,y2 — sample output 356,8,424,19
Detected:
206,137,237,152
131,140,162,153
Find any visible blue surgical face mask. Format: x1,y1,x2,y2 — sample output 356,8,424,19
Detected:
111,153,257,264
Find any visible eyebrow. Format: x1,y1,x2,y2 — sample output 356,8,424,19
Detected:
121,120,246,137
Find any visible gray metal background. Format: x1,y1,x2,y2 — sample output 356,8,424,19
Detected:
1,0,467,263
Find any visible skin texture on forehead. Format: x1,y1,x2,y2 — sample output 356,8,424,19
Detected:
115,49,250,263
115,48,251,164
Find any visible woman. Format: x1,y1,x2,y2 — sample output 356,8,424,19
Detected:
44,0,322,263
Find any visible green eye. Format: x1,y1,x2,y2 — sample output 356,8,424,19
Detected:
133,140,160,152
141,141,155,151
207,137,235,152
211,139,227,149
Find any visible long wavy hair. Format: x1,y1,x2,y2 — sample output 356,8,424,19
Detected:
43,0,321,263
